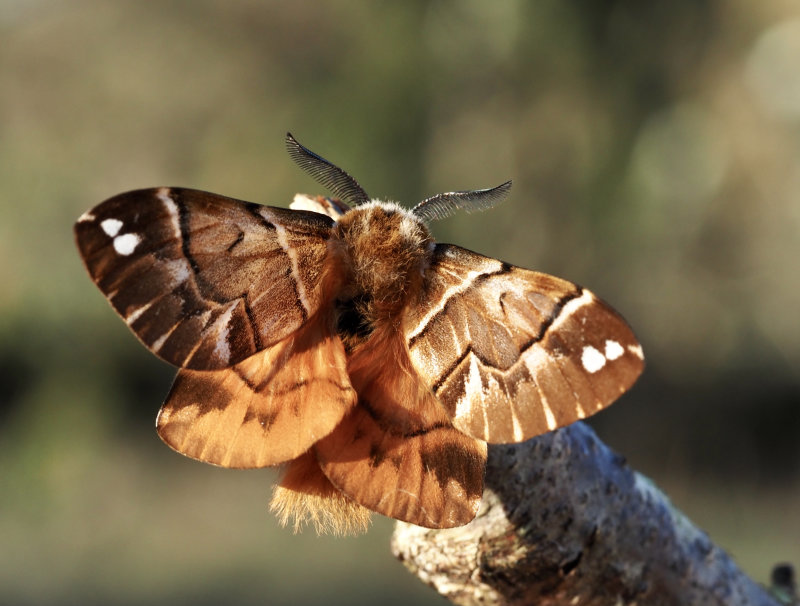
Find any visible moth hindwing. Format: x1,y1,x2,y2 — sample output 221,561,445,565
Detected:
75,133,643,534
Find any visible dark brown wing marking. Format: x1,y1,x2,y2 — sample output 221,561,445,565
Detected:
75,187,333,370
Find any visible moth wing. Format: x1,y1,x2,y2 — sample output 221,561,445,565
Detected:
289,193,349,219
156,312,356,468
315,331,487,529
75,187,334,370
404,244,644,444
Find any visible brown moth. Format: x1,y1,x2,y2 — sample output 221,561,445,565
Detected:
74,133,644,534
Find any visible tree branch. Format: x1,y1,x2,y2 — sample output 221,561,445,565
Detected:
391,422,787,606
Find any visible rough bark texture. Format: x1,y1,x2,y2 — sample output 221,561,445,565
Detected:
391,422,783,606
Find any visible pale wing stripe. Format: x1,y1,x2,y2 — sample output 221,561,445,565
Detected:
152,323,179,353
249,277,289,308
160,258,192,288
522,342,549,376
552,352,588,420
422,283,583,395
495,370,524,442
527,333,588,419
537,382,558,431
509,403,524,442
548,289,594,333
125,300,155,325
156,187,182,240
628,343,645,360
259,207,312,317
179,309,214,365
151,310,211,355
480,390,492,441
406,263,501,343
523,346,558,430
454,355,483,424
211,301,238,364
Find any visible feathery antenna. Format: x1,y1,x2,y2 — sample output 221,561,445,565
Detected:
285,133,371,207
411,180,512,222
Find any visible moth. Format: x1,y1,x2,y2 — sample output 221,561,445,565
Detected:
75,133,644,534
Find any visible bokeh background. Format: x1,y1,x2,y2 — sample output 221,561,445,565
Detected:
2,1,799,604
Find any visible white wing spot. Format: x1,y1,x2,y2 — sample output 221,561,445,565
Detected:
581,345,606,373
101,218,123,237
604,339,624,361
113,233,141,255
77,211,96,223
628,343,645,360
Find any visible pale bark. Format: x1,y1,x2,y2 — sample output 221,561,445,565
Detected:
391,422,786,606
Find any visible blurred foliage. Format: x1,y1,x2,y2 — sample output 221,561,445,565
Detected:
1,1,798,604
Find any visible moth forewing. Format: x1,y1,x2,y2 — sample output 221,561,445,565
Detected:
402,244,644,444
74,187,334,370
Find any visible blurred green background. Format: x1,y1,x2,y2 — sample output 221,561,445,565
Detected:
2,1,798,604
